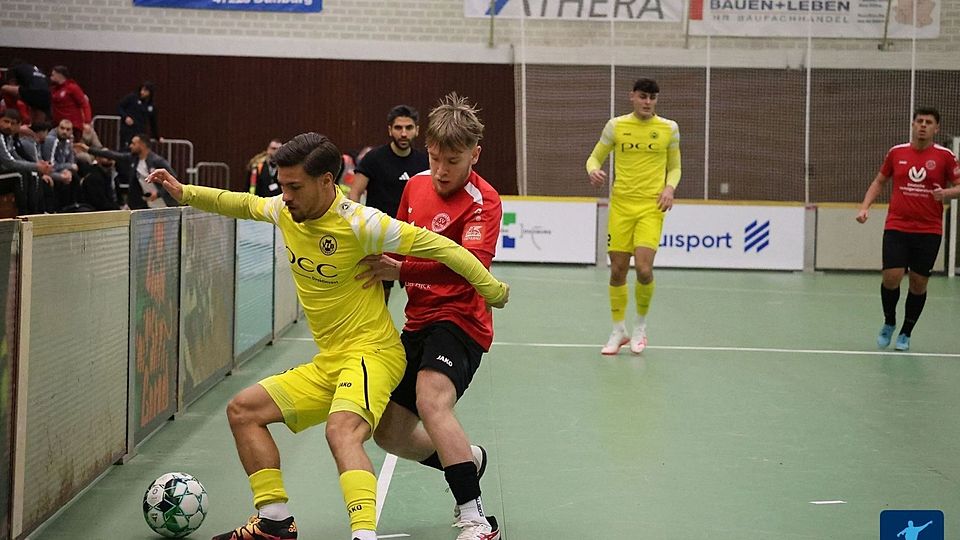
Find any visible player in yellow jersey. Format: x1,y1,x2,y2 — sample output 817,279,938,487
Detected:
586,78,681,355
147,133,509,540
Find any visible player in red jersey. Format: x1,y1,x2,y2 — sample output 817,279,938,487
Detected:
360,93,502,540
857,107,960,351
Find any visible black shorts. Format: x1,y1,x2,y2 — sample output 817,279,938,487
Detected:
382,280,402,290
18,87,50,113
391,321,484,416
882,229,941,277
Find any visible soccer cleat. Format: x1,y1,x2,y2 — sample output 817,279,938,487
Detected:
211,515,297,540
894,333,910,351
629,325,647,355
877,324,895,348
454,515,501,540
601,327,629,355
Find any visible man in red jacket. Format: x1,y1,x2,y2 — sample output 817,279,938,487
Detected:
362,93,503,540
49,66,92,141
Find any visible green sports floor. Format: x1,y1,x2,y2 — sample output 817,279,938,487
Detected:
29,265,960,539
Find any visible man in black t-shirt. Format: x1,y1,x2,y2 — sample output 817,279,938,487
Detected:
350,104,430,304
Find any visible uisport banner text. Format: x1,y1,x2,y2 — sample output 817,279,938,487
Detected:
133,0,322,13
464,0,683,22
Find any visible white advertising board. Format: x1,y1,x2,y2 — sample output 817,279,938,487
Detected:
464,0,683,22
688,0,940,39
495,197,598,263
656,204,805,270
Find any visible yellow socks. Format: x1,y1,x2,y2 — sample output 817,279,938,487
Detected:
249,468,289,508
609,284,628,323
635,280,655,317
340,470,377,532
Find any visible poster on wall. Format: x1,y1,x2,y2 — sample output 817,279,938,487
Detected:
133,0,322,13
464,0,683,22
656,204,805,270
689,0,940,38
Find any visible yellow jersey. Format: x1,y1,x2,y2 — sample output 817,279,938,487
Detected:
586,113,681,201
181,185,507,354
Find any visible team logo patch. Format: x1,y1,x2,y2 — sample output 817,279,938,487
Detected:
319,235,338,255
650,130,659,139
431,212,451,232
908,166,927,183
926,159,937,170
464,224,483,242
339,202,351,211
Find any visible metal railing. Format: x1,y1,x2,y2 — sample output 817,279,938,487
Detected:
156,138,194,180
189,162,230,190
91,115,121,151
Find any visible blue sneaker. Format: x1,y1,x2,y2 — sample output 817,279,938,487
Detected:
877,324,895,348
894,333,910,351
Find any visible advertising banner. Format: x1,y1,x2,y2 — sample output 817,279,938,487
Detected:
689,0,940,38
464,0,682,22
133,0,322,13
495,197,598,264
656,204,805,270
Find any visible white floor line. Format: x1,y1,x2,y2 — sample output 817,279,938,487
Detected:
490,341,960,359
377,535,412,539
809,500,847,505
375,453,398,527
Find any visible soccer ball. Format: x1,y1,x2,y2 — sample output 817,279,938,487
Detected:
142,472,209,537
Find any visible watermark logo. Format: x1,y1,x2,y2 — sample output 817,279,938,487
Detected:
880,510,943,540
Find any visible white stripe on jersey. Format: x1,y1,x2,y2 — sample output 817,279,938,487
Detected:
464,181,483,206
335,197,405,254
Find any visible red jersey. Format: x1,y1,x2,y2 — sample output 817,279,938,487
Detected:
880,143,959,234
50,79,91,128
396,170,501,350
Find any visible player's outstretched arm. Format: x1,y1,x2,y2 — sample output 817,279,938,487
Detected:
147,169,184,203
149,169,277,223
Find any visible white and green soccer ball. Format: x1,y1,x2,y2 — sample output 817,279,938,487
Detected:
142,472,209,538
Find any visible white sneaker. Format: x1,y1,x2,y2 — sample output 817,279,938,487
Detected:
629,325,647,355
601,327,629,355
454,515,501,540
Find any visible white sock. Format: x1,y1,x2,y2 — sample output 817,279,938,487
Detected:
634,316,646,332
457,497,488,524
350,530,377,540
613,321,626,333
258,502,291,521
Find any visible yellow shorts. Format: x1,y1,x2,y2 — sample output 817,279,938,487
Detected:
259,342,406,434
607,197,665,253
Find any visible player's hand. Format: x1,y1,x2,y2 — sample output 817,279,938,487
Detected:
932,185,946,201
658,185,675,212
37,160,53,175
124,116,134,126
146,169,184,202
588,169,607,187
41,174,53,187
356,254,401,288
855,209,869,223
487,282,509,309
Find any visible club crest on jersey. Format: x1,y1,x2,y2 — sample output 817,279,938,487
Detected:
650,130,659,139
464,224,483,242
908,166,927,183
319,235,338,255
431,212,451,232
925,160,937,170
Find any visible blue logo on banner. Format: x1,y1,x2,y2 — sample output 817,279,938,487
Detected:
485,0,510,15
133,0,322,13
744,219,770,253
501,236,516,249
880,510,943,540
